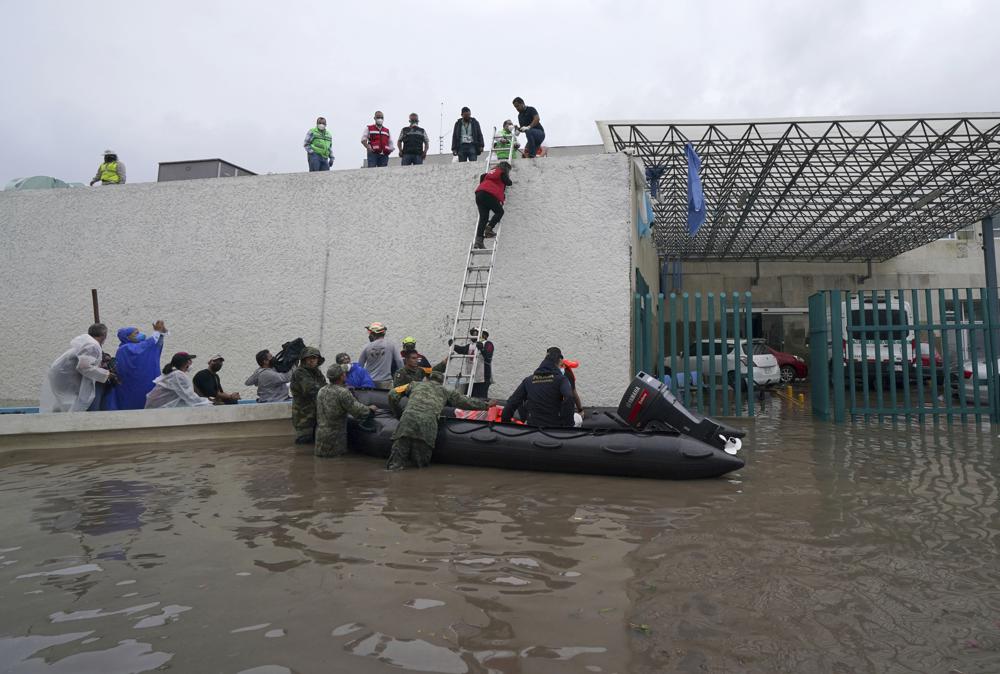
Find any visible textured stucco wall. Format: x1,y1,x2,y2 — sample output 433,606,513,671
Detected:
0,153,632,406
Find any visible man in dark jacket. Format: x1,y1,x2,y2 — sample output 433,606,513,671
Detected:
397,113,430,166
501,347,575,427
451,107,485,162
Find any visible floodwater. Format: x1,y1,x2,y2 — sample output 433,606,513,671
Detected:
1,391,999,673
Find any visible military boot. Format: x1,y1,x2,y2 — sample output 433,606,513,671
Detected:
483,225,497,238
474,237,485,249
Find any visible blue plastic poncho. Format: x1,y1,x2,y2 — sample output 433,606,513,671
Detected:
105,327,165,410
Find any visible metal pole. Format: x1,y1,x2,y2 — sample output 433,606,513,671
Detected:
981,215,1000,423
91,289,100,323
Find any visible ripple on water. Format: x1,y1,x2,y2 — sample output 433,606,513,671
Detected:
331,623,364,637
132,604,191,629
237,668,292,674
50,602,160,623
403,598,445,610
16,563,102,579
0,632,172,672
347,632,468,674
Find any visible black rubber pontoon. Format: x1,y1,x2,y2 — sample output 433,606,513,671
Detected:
347,413,744,480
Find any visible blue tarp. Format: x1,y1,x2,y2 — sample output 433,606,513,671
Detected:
685,143,706,236
638,190,654,238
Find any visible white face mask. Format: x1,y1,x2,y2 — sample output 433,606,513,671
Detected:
504,125,512,131
375,118,383,126
317,123,326,130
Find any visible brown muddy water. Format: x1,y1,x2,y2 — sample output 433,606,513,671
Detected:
1,400,999,673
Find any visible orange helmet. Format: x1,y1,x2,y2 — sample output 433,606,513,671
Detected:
366,322,387,334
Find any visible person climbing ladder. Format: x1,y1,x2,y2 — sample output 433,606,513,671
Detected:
473,160,512,249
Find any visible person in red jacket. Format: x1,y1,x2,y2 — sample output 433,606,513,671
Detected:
473,161,512,249
361,111,394,167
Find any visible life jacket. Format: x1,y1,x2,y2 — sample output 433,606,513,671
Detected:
309,127,332,157
367,124,391,154
99,162,121,184
399,125,426,155
273,338,306,373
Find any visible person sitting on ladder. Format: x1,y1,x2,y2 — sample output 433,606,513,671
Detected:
473,160,512,249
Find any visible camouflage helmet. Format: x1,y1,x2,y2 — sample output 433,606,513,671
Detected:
300,346,325,366
428,370,445,383
326,363,347,381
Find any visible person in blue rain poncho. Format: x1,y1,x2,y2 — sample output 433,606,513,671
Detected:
105,320,168,410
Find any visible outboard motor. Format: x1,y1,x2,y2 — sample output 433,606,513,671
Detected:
617,372,744,454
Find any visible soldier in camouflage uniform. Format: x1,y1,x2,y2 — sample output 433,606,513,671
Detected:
392,350,427,388
315,363,378,458
387,370,492,470
290,346,327,444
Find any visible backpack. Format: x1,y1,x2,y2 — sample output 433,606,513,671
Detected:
272,338,305,373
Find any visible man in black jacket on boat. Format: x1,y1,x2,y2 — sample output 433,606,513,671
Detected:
502,347,575,427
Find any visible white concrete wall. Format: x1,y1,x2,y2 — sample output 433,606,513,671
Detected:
0,153,633,406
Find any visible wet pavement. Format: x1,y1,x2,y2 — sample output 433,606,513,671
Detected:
1,390,999,673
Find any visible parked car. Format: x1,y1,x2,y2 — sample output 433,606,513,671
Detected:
829,296,916,389
752,340,807,383
949,359,999,405
911,342,945,382
667,339,781,390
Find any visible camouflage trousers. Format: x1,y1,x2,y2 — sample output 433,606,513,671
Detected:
314,429,348,458
386,437,434,470
294,422,316,444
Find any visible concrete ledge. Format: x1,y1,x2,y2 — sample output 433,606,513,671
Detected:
0,403,293,452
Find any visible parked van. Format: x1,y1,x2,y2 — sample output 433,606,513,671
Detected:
837,295,915,387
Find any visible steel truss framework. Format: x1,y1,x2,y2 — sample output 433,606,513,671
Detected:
598,115,1000,261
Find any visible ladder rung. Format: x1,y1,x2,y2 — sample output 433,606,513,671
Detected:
463,283,488,288
468,266,491,271
469,248,492,254
460,300,485,306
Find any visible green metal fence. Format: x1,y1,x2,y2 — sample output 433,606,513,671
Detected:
634,291,756,417
809,288,1000,425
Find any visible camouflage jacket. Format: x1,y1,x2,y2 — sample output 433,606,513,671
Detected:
315,384,372,456
290,366,327,428
393,366,425,388
389,380,489,446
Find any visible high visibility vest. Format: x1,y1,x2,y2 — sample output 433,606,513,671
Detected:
99,162,121,184
367,124,391,154
493,129,512,160
309,127,332,158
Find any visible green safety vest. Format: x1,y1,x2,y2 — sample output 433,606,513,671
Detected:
99,162,121,184
493,129,512,160
309,127,332,158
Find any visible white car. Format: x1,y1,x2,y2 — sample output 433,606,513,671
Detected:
950,359,999,405
667,339,781,389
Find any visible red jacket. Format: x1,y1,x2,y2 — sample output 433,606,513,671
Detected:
475,167,509,203
366,124,392,155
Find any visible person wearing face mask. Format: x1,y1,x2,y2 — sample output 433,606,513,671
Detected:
451,107,485,162
334,352,375,389
192,354,241,405
362,111,394,168
397,113,430,166
104,320,168,411
501,346,575,427
304,116,334,172
493,120,519,161
145,353,212,409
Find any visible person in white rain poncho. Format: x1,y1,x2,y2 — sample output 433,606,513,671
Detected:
144,352,212,409
39,323,115,413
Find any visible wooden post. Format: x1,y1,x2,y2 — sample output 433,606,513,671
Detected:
91,289,100,323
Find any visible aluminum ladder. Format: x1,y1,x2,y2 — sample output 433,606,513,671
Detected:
443,126,517,395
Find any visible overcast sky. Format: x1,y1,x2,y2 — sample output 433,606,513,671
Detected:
2,0,997,184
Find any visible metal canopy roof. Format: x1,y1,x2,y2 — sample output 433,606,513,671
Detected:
597,115,1000,261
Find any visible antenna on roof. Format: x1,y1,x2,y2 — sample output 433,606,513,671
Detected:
438,102,444,155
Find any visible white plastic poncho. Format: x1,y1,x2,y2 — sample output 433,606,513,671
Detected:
144,370,211,409
39,334,111,413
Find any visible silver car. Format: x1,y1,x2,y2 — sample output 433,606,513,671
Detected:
950,359,1000,405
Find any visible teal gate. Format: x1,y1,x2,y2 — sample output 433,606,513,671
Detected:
635,291,756,417
809,288,1000,424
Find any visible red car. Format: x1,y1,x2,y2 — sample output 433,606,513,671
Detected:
752,340,808,383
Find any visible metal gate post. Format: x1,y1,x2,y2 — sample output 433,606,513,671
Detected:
808,292,830,420
982,215,1000,423
829,290,847,423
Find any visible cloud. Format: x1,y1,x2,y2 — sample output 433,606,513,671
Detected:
1,0,997,184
